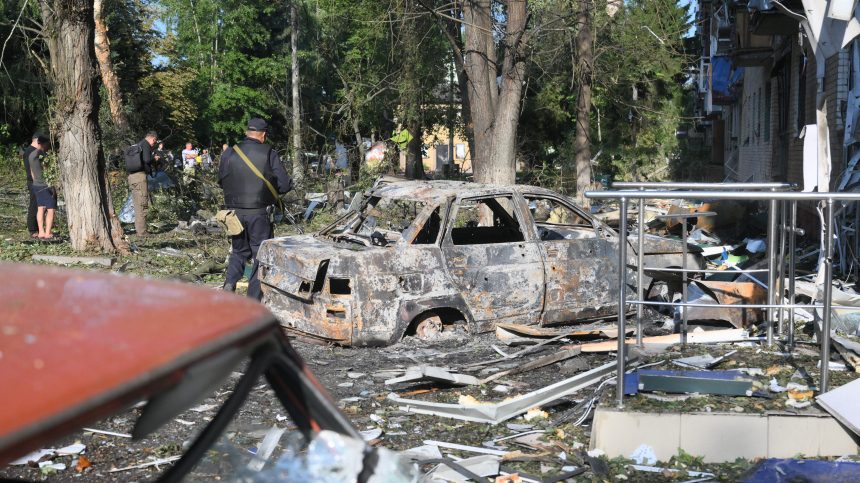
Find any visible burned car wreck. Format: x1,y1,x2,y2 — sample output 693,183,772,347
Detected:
258,180,703,346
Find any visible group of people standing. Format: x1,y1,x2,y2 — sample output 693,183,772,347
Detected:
21,119,291,302
126,119,291,300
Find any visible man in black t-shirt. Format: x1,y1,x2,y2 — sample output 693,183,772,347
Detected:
21,133,45,238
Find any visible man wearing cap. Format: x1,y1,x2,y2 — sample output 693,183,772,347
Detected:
129,132,159,237
22,133,48,237
219,118,292,300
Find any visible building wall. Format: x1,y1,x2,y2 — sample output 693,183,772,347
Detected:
398,125,473,174
782,41,851,235
737,66,776,182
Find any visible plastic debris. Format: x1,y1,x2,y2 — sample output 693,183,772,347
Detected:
397,444,442,463
629,444,658,465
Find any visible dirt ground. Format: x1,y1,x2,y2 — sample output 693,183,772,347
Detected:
2,178,859,482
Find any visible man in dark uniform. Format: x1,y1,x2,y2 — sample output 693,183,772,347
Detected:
21,133,45,237
219,118,292,300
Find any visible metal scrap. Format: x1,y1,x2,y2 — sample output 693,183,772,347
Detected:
636,369,767,397
385,366,479,386
387,360,619,424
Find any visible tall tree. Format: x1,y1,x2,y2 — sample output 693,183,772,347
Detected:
291,0,304,186
424,0,569,185
38,0,127,252
574,1,593,207
94,0,130,136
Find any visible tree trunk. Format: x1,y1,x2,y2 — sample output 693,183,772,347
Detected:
574,2,593,208
461,0,528,185
93,0,130,136
40,0,128,253
290,0,305,187
406,120,423,179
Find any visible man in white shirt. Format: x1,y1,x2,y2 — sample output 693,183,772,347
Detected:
181,142,197,184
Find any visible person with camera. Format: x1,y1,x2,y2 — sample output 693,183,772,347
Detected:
219,118,291,300
126,132,159,238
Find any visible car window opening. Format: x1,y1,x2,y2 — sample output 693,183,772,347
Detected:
329,278,352,295
451,196,526,245
324,196,428,247
413,206,443,244
525,195,597,241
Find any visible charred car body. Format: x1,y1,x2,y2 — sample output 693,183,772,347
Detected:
258,180,703,346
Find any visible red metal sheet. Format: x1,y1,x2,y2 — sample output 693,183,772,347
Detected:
0,263,274,462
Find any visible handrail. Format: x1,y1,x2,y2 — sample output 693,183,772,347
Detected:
586,190,857,200
586,186,853,405
611,182,795,190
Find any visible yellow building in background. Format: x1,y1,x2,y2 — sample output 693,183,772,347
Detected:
396,123,473,174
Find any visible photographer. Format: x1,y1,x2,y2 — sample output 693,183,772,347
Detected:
127,132,160,238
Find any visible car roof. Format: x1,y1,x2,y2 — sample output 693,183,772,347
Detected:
0,263,277,466
369,179,567,203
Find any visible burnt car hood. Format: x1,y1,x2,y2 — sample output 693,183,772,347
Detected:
257,235,374,294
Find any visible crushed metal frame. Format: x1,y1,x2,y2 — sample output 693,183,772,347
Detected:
258,179,703,347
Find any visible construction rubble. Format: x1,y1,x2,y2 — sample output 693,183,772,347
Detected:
4,186,860,482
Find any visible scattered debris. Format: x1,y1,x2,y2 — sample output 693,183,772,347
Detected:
398,444,442,463
630,465,714,478
566,328,750,352
107,455,181,473
480,346,582,384
81,428,131,438
423,440,509,456
359,428,383,441
629,444,658,465
9,449,55,466
495,323,632,341
388,360,619,424
427,455,500,482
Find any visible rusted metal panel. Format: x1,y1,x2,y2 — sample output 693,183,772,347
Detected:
666,201,746,231
687,280,766,327
0,262,277,465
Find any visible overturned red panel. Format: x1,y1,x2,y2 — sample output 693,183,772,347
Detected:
0,263,275,465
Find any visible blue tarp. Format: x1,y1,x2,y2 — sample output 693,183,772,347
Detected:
711,56,732,92
740,459,860,482
729,67,745,87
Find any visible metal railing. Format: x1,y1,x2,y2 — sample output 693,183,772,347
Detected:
586,183,852,405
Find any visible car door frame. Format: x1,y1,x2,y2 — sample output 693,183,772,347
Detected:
440,191,546,330
520,190,621,326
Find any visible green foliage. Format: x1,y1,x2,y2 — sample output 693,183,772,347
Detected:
157,0,287,146
590,0,693,182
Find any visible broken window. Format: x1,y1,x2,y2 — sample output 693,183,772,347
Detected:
450,196,526,245
413,206,443,244
324,196,428,247
524,195,596,240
